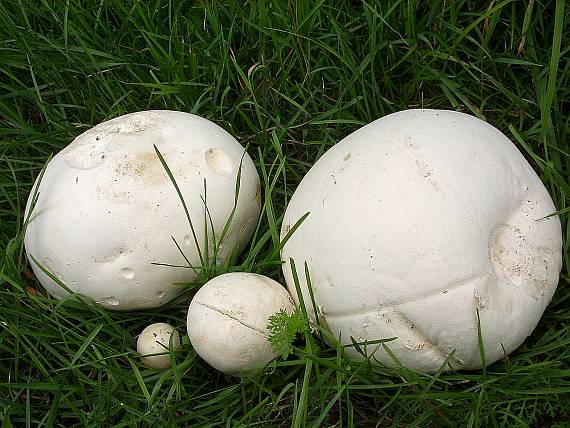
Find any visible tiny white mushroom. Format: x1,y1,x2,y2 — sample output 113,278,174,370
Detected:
186,273,296,376
281,109,563,373
23,110,261,310
137,323,181,369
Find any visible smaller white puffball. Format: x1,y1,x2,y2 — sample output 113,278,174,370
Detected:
187,273,296,376
137,323,181,369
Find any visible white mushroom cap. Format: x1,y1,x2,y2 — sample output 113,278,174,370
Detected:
281,109,562,372
186,272,296,375
137,322,181,369
24,110,261,310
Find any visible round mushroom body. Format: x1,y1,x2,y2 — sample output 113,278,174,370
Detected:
24,110,261,310
187,272,295,375
281,109,562,373
137,322,181,369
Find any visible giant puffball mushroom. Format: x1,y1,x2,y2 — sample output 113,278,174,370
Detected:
281,109,562,373
137,322,181,369
24,110,261,310
186,272,296,375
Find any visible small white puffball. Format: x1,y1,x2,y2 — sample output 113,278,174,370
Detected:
281,109,562,373
23,110,261,310
137,323,181,369
186,273,296,375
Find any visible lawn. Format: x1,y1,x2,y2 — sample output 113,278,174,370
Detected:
1,0,569,426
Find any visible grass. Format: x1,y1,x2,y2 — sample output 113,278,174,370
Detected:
1,0,569,426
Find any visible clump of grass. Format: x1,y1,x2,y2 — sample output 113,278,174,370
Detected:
1,0,569,426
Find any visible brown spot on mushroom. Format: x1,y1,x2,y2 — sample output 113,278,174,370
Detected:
113,151,168,185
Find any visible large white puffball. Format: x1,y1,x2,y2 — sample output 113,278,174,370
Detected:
24,111,261,310
187,273,295,375
281,109,562,372
137,322,181,369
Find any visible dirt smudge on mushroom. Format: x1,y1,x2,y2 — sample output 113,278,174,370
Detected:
113,151,168,185
93,246,129,263
415,160,441,191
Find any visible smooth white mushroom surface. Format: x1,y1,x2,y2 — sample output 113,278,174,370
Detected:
281,109,562,373
137,322,181,369
24,110,261,310
187,273,295,375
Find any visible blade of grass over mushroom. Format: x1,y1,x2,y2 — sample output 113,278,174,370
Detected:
169,237,201,278
476,309,487,381
201,179,211,269
269,211,309,260
153,144,204,267
535,206,570,220
216,148,246,252
304,262,321,330
27,254,74,296
342,337,398,350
